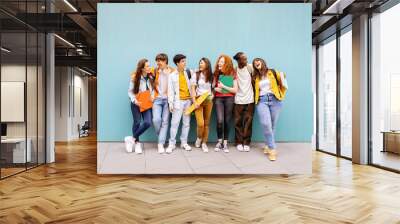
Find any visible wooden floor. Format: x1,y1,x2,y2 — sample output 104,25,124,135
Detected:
1,135,400,224
1,167,26,178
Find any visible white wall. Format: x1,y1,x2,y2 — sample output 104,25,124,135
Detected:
55,66,68,141
55,67,89,141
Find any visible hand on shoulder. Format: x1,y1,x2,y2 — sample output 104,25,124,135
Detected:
168,66,176,74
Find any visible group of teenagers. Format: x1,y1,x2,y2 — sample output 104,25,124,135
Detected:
124,52,287,161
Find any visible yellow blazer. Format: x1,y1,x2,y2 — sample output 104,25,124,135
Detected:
254,69,287,104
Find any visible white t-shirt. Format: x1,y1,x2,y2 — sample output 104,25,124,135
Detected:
156,69,169,98
190,72,212,97
235,65,254,104
259,77,273,96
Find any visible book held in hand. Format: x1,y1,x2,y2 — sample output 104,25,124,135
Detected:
135,90,153,112
218,75,234,93
185,92,210,115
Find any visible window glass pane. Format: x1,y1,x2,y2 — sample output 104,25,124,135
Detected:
27,31,38,169
318,37,337,154
1,30,28,177
0,1,46,179
371,3,400,171
340,29,352,158
38,32,46,165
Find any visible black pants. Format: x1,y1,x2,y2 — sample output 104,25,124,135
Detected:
234,103,255,146
214,96,234,140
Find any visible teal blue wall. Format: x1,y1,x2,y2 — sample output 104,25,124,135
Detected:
98,3,312,142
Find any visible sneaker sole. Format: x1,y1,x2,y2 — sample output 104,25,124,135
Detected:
125,144,133,153
166,147,175,154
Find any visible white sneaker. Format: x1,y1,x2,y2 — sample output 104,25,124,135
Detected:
124,136,134,153
201,143,209,153
195,138,202,148
158,144,165,154
134,142,143,154
243,145,250,152
236,144,244,152
166,144,175,154
215,140,222,152
181,143,192,151
223,143,229,153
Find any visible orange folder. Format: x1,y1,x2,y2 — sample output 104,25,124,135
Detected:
136,90,153,112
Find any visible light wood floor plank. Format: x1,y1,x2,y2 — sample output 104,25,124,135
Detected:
0,135,399,223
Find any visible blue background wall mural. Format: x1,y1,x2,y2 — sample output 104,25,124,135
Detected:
97,3,312,142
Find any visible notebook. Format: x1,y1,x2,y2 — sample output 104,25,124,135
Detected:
218,75,234,93
185,92,210,115
135,90,153,112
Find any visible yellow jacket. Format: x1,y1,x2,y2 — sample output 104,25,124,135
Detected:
152,66,175,98
254,69,287,104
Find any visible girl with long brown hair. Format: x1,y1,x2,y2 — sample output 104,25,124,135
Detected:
191,57,213,152
213,55,238,152
125,58,155,154
252,58,287,161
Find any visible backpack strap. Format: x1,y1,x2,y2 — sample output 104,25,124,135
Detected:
186,68,191,80
271,69,284,99
144,75,150,91
196,71,200,86
271,69,279,86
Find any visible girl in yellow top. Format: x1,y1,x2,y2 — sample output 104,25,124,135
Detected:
252,58,287,161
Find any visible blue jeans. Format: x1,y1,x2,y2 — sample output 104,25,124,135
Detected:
130,103,152,140
152,98,170,144
169,99,191,146
256,94,283,149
